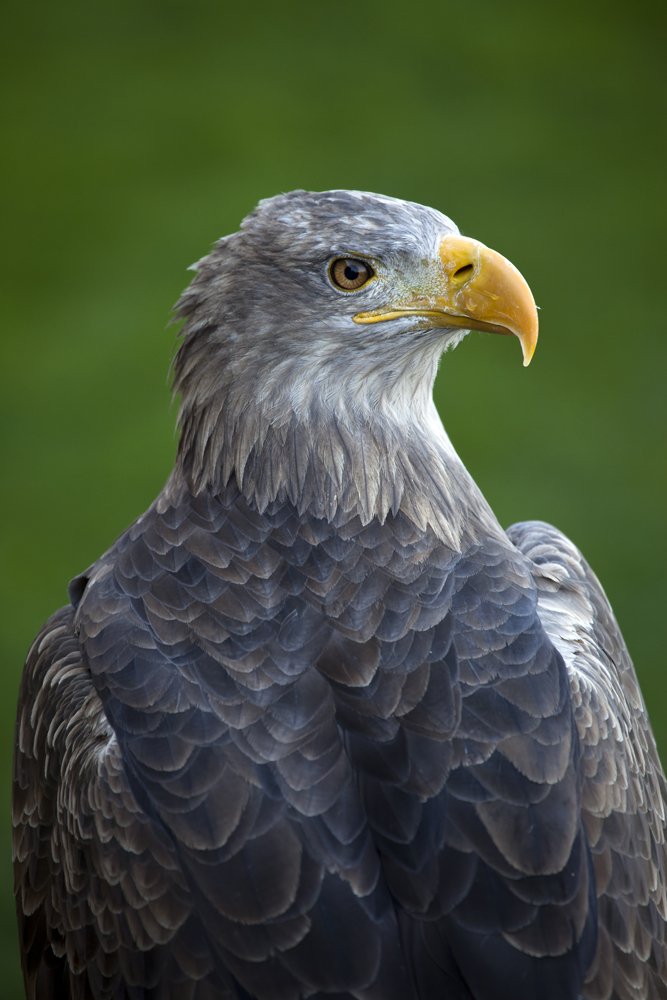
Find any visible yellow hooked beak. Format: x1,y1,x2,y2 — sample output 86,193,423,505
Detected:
353,234,539,366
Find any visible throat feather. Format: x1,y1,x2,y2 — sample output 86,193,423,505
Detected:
171,397,500,550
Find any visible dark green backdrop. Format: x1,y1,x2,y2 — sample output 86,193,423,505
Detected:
1,1,666,993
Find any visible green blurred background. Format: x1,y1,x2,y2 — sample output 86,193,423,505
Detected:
1,0,666,992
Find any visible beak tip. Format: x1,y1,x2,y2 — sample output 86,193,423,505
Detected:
519,331,537,367
518,315,538,367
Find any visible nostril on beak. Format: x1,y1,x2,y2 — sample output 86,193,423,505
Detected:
452,263,474,282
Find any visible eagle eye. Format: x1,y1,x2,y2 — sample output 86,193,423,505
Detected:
330,258,374,291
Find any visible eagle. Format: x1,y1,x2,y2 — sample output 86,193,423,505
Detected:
13,190,667,1000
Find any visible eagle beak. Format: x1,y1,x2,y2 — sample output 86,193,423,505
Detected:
353,234,539,367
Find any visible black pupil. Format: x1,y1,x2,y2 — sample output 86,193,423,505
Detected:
344,263,361,282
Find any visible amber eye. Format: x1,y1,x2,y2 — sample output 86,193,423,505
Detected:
330,258,374,291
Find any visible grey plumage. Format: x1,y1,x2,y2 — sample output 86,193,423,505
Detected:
13,190,667,1000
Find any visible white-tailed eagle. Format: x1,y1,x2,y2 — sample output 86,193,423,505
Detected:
13,190,667,1000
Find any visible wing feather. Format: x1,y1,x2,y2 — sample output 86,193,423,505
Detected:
508,520,667,1000
13,607,227,998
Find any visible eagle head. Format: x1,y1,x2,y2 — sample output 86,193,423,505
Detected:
169,190,537,532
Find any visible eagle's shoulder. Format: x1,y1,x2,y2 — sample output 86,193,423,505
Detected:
508,518,667,998
12,605,224,998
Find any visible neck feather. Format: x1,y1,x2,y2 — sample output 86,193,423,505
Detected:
168,347,501,549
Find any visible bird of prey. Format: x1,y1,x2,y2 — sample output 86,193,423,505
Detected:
13,190,667,1000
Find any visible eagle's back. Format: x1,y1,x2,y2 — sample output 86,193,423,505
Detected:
15,481,659,999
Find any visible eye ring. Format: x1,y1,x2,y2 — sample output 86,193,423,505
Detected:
329,258,374,291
